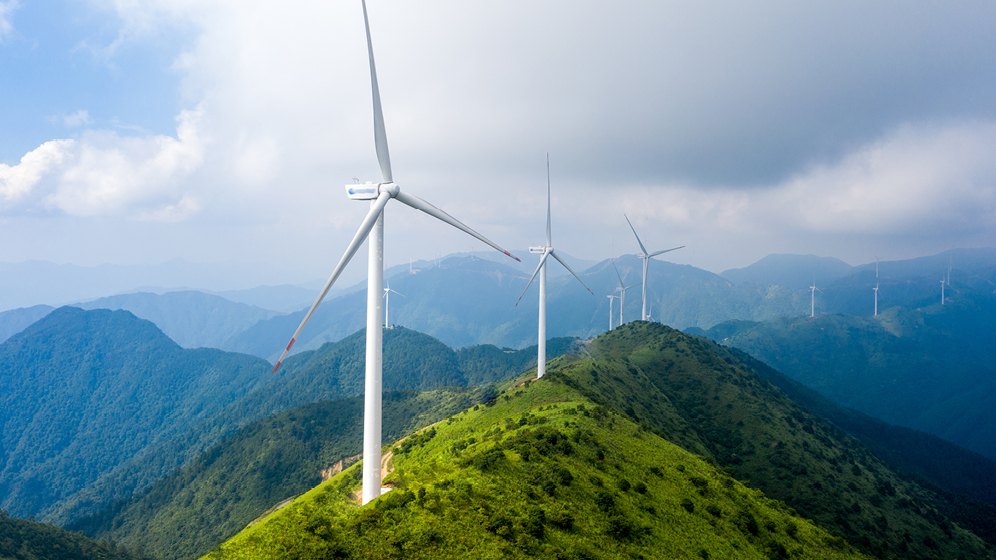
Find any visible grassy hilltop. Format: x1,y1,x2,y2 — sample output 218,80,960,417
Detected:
203,323,994,559
205,377,865,560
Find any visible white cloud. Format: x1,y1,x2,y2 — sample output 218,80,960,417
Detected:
1,107,206,219
0,140,75,204
49,106,206,216
4,0,995,274
62,110,94,128
0,1,16,42
132,194,201,222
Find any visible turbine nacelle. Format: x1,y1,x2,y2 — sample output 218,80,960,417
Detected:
528,246,548,254
345,181,399,200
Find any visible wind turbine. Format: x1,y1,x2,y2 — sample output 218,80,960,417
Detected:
940,278,946,305
624,215,683,321
273,0,519,506
611,260,639,326
873,257,879,317
383,279,405,327
810,280,823,318
606,294,619,331
516,154,593,379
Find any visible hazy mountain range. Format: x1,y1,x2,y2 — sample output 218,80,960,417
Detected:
4,303,996,558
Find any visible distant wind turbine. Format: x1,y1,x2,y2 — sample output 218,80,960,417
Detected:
516,154,593,379
810,280,823,318
873,257,879,317
624,215,683,321
940,278,946,305
611,260,640,326
273,0,519,506
383,279,405,327
606,294,619,331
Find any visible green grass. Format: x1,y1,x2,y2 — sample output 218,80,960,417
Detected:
204,377,867,559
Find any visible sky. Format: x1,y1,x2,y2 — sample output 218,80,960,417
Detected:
1,0,995,287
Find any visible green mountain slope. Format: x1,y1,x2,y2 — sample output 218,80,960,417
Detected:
47,328,575,526
203,323,991,560
730,348,996,543
700,303,996,461
552,322,992,559
0,511,149,560
0,307,275,521
70,388,489,560
205,377,869,560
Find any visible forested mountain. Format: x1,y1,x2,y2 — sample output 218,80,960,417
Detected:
552,322,994,559
0,511,150,560
207,323,994,560
0,307,275,520
697,299,996,461
70,388,492,560
74,291,282,349
0,304,53,343
36,326,576,526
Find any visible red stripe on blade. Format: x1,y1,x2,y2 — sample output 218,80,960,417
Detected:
286,338,296,351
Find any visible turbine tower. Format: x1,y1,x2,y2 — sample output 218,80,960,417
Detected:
624,215,683,321
810,280,823,318
516,154,593,379
611,260,639,325
273,0,519,506
606,294,619,330
383,279,405,327
940,278,945,305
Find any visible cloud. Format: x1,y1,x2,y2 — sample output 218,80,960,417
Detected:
132,194,201,222
0,140,75,204
4,0,995,275
0,1,16,42
59,110,94,128
1,107,206,218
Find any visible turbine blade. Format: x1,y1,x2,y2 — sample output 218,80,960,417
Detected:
546,153,552,247
624,214,649,256
648,245,684,258
391,289,407,298
361,0,392,183
272,191,393,373
394,190,520,262
611,260,625,286
550,250,593,295
515,250,550,306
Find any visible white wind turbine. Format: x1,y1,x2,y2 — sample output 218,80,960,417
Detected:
606,294,619,331
273,0,519,506
940,278,946,305
383,278,405,327
611,260,640,326
516,154,593,379
873,258,879,317
624,215,683,321
810,280,823,318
